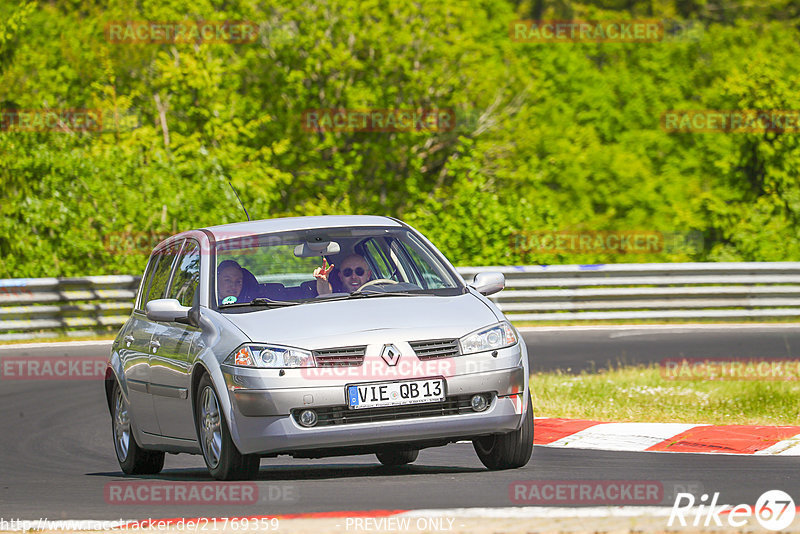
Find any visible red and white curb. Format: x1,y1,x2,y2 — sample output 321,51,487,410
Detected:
535,417,800,455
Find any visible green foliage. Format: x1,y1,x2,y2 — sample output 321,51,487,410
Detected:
1,0,799,277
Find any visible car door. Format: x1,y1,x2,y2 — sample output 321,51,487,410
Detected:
123,243,179,434
127,240,183,435
116,316,152,429
150,239,202,440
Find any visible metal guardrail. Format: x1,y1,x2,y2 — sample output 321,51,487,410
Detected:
0,276,140,341
458,262,800,322
2,262,800,340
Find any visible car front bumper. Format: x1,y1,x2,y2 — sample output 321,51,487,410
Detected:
221,350,528,455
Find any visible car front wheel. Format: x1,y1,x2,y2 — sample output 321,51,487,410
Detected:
112,381,165,475
473,394,533,470
196,374,260,480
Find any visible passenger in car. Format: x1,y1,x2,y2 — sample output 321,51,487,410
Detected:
314,254,372,295
218,260,271,304
217,260,245,304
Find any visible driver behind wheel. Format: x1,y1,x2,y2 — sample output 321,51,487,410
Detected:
314,254,372,295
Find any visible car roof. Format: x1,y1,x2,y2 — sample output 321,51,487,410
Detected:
203,215,403,241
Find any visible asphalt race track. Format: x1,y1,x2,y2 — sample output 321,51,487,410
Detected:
1,326,799,520
6,324,800,372
523,324,800,372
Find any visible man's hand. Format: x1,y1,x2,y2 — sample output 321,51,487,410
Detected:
313,258,334,295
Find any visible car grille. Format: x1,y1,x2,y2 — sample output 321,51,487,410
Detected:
409,338,460,360
293,394,490,427
313,346,367,367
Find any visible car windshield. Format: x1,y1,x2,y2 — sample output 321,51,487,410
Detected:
214,226,464,309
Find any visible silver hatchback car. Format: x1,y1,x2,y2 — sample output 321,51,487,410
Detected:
105,215,532,480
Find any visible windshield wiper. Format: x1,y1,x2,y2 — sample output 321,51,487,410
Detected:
346,290,425,299
221,298,299,308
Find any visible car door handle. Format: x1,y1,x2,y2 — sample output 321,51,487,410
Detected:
149,339,161,353
124,335,134,346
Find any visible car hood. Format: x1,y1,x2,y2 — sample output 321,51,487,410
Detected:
222,293,500,349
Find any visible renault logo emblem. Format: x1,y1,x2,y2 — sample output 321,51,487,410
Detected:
380,344,401,366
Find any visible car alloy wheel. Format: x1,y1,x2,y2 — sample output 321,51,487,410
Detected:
110,381,164,475
195,374,260,480
113,387,131,461
199,385,223,468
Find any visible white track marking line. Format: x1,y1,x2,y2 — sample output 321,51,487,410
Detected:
754,433,800,455
544,422,704,451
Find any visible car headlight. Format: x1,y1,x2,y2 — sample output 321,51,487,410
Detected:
224,345,315,368
459,322,518,355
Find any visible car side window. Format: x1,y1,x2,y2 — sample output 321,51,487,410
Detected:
400,239,449,289
168,240,201,307
143,241,183,306
362,239,393,279
389,239,424,287
136,256,158,311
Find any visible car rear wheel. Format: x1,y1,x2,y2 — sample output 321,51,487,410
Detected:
473,394,533,470
112,381,164,475
376,448,419,466
196,374,260,480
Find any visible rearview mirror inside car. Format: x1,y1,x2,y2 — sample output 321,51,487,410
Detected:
294,241,341,257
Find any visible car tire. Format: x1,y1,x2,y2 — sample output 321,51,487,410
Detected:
196,374,260,481
376,449,419,466
473,394,533,470
112,381,165,475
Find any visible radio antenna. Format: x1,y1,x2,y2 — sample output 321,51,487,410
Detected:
227,180,251,221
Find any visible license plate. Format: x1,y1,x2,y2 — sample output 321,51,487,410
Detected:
347,378,445,410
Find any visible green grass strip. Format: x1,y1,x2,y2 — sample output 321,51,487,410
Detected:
531,364,800,426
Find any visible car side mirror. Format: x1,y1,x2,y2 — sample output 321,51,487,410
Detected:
470,272,505,296
146,298,194,325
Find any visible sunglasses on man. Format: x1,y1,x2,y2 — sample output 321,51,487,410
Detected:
342,267,366,277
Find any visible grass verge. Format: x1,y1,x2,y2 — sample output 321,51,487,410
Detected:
531,364,800,425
